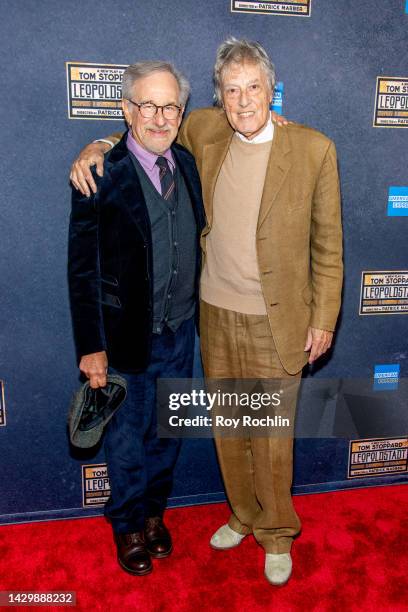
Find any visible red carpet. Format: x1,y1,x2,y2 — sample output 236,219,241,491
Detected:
0,485,407,611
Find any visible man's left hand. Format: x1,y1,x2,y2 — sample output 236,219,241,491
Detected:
304,327,333,364
271,111,290,127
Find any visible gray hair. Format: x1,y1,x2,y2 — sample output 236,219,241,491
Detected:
122,60,190,106
213,37,276,105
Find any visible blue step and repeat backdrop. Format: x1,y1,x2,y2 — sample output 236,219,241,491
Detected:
0,0,407,524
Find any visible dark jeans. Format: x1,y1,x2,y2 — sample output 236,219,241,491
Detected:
104,316,195,533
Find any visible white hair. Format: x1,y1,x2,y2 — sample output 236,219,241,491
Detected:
213,37,276,105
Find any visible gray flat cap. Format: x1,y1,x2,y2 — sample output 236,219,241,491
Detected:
68,375,127,448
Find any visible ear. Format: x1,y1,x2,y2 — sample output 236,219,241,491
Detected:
121,99,132,126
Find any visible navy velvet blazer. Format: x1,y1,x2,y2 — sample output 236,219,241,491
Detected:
68,133,205,373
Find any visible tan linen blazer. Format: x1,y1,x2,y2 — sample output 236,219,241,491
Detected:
178,107,343,374
107,107,343,373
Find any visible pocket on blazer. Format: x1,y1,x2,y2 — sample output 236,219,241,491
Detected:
101,292,122,308
101,275,119,287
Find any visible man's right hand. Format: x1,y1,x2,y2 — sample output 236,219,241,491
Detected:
70,141,111,197
79,351,108,389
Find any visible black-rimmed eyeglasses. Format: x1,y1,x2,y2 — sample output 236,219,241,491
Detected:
127,100,182,120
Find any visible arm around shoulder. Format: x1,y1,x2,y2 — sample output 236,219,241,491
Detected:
70,131,125,196
95,132,124,148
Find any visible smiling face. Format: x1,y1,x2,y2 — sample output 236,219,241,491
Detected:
220,60,273,140
122,70,183,154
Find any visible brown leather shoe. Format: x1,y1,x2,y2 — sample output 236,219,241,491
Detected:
114,531,153,576
144,517,173,558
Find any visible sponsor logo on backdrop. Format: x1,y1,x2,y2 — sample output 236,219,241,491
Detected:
271,82,284,115
388,186,408,216
373,365,400,391
348,437,408,478
231,0,311,17
82,464,111,507
359,271,408,315
66,62,127,120
373,77,408,128
0,380,5,426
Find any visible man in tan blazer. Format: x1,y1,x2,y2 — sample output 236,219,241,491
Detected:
70,38,343,586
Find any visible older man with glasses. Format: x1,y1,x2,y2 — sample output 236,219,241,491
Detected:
68,60,205,576
70,38,343,586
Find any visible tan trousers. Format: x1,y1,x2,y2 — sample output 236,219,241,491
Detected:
200,300,302,553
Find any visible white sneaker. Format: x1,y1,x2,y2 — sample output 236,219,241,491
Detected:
264,553,292,586
210,524,246,550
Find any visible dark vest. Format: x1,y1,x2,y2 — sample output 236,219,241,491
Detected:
130,154,197,333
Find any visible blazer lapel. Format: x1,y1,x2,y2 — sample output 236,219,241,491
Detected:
201,135,233,225
257,125,292,230
110,155,150,242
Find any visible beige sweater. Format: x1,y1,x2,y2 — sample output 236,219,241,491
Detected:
200,135,272,314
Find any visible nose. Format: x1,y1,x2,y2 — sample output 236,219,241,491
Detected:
153,107,166,126
238,89,250,107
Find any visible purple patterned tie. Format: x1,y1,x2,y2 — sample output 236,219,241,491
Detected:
156,156,176,203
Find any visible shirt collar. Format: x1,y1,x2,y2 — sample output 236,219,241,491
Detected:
126,131,175,172
235,112,274,144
